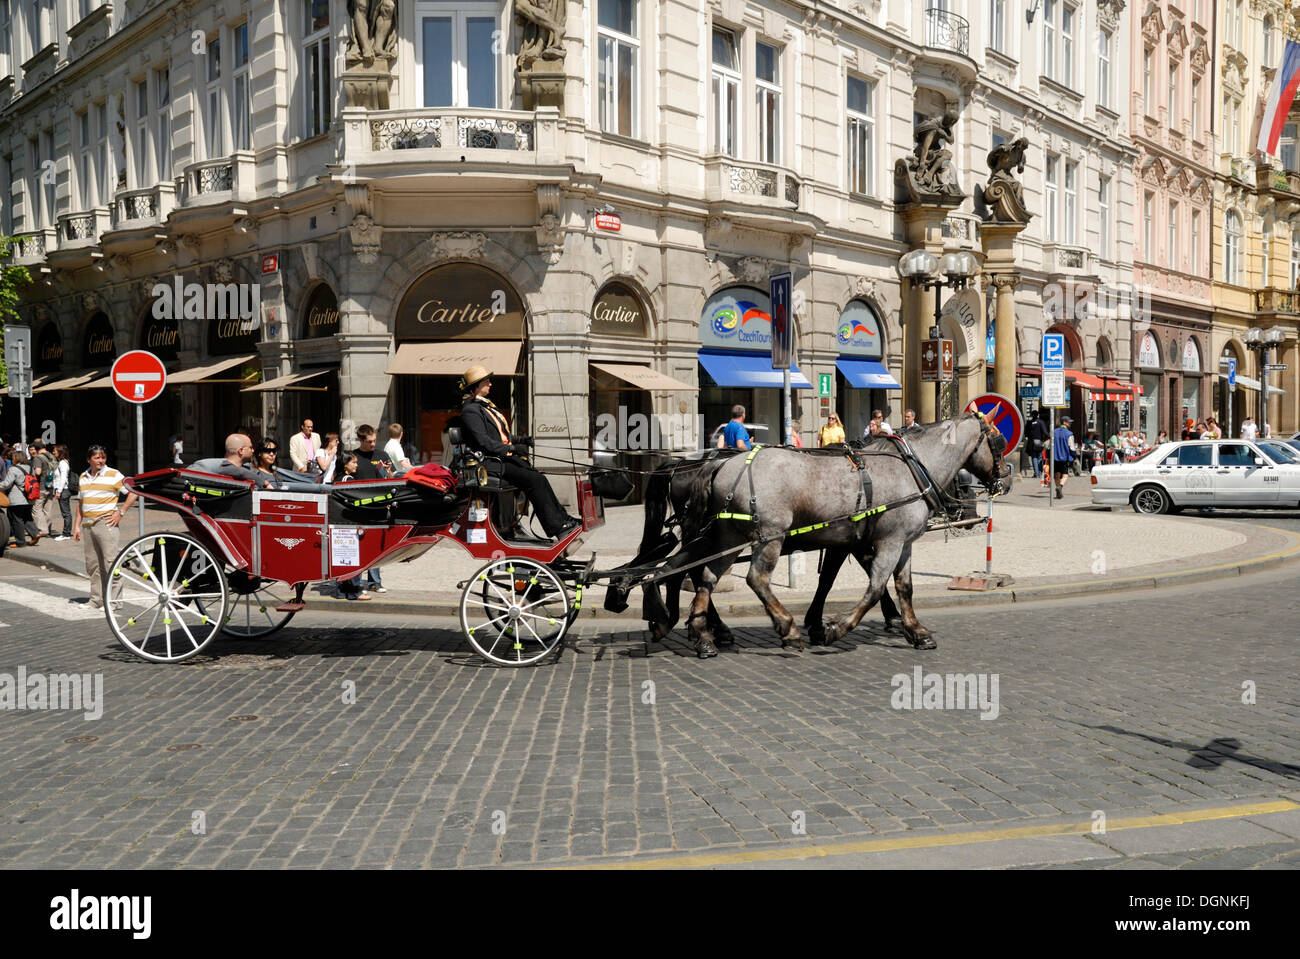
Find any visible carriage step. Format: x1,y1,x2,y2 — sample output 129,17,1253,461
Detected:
275,602,307,612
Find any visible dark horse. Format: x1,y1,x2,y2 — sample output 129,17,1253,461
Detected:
616,414,1009,657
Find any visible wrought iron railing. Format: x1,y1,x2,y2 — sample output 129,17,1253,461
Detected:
116,189,157,221
11,231,47,259
924,8,970,55
60,214,96,242
712,158,802,208
370,111,535,151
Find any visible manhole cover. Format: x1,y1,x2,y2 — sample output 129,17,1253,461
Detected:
64,735,99,744
166,743,203,752
228,715,258,722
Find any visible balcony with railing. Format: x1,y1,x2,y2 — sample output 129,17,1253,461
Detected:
1043,243,1092,275
1268,167,1300,197
179,153,257,207
1255,289,1300,314
703,155,803,216
340,106,564,186
8,229,56,266
55,209,111,250
111,182,178,229
919,7,976,83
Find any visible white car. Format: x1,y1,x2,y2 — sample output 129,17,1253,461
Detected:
1090,439,1300,513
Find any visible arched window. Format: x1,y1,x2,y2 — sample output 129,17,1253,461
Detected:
1096,337,1113,371
1225,211,1242,284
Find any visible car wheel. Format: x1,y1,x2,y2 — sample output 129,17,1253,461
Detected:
1131,484,1170,515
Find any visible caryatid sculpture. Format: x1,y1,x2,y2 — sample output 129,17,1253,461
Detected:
347,0,397,63
515,0,567,71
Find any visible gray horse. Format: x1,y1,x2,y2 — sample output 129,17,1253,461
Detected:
635,413,1010,657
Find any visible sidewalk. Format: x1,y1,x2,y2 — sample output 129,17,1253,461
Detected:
7,478,1300,619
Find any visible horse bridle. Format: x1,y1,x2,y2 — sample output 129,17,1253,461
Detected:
974,413,1011,495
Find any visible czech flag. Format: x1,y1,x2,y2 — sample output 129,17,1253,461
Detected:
1259,40,1300,156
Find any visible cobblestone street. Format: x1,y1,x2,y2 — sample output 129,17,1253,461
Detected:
1,559,1297,869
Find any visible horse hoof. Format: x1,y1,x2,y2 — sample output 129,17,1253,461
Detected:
905,630,937,650
807,628,826,647
696,640,718,659
780,629,804,652
821,620,845,644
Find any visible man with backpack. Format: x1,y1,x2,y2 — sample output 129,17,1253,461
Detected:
1025,409,1049,479
28,439,58,538
1,450,42,547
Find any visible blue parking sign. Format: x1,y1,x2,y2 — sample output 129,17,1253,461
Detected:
1042,333,1065,371
1228,357,1236,387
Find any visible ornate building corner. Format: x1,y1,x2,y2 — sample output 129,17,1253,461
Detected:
705,216,733,246
350,214,383,265
431,230,487,260
736,256,770,285
536,214,564,265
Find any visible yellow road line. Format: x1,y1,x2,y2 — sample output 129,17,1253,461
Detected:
1009,524,1300,595
560,799,1299,870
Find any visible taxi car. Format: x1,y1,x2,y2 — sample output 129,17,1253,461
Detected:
1090,439,1300,513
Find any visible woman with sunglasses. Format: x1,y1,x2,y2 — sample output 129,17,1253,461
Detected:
254,438,280,480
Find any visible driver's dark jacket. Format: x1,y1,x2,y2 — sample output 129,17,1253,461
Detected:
459,398,525,474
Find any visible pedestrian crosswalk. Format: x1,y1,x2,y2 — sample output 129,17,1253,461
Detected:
0,574,102,621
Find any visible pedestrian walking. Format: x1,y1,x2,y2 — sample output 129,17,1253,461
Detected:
817,412,846,447
720,405,752,451
1,450,41,547
73,445,139,609
52,444,73,540
1052,416,1076,499
1240,416,1258,441
1026,411,1050,478
28,439,57,537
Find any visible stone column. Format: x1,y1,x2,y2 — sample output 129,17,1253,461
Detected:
899,205,952,423
980,221,1028,401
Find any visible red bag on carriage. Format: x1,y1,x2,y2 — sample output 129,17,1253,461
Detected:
406,462,458,494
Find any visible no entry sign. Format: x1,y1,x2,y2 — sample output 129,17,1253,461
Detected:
964,392,1023,453
111,350,168,404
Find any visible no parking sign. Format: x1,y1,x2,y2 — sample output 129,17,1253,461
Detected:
964,392,1023,453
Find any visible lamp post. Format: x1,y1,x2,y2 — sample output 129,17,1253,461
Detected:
1243,325,1286,439
898,249,979,419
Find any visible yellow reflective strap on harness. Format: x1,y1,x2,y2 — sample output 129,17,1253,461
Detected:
850,504,888,522
744,444,762,463
716,512,754,521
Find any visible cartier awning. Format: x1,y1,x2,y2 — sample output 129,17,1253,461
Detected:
385,341,522,376
242,370,330,392
33,370,108,393
166,354,260,384
590,362,696,391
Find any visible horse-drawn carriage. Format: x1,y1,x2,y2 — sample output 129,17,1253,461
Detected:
103,412,1011,665
102,447,606,666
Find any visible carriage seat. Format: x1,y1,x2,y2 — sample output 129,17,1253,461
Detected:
189,457,228,473
447,426,518,493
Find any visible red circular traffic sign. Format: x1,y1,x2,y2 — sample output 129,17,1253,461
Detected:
111,350,167,404
964,392,1023,453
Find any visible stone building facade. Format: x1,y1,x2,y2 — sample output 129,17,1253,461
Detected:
2,0,1140,491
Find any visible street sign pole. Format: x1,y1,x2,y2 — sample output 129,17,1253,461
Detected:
1048,405,1054,509
17,341,28,454
136,406,145,537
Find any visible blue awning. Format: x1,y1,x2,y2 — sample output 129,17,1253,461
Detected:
698,351,812,388
836,357,902,389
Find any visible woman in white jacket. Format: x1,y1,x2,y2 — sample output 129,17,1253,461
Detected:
52,444,72,540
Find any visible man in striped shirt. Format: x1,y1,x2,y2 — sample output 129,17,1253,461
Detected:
73,445,139,609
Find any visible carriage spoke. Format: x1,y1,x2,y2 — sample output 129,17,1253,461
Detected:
114,567,159,596
168,603,202,650
166,544,191,592
158,542,170,602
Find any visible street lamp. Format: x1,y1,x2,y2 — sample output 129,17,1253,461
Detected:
1243,325,1286,438
898,249,979,417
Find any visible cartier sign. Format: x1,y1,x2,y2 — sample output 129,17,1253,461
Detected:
35,323,63,372
83,312,116,364
395,263,524,340
302,284,340,339
591,282,646,336
208,310,259,356
140,315,180,360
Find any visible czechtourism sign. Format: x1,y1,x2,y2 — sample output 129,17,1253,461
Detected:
699,286,774,352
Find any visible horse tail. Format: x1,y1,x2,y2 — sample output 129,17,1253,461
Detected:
638,464,674,557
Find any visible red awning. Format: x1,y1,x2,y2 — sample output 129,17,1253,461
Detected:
1014,366,1144,399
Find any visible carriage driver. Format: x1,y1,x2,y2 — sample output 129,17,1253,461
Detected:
458,365,582,539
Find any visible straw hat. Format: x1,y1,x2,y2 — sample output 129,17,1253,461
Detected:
462,365,492,391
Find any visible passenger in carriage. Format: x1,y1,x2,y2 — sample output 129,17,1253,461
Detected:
219,434,276,489
459,365,582,539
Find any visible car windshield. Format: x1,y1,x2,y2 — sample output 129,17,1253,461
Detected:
1259,442,1299,464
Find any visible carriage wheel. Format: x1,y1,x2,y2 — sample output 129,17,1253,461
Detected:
220,571,297,639
460,557,571,666
105,532,229,663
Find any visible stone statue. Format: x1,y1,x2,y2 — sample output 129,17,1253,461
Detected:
895,108,964,204
347,0,397,63
982,137,1033,224
516,0,566,71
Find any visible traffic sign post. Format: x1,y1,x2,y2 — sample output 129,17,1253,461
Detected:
111,350,168,536
964,391,1024,453
1227,358,1236,437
